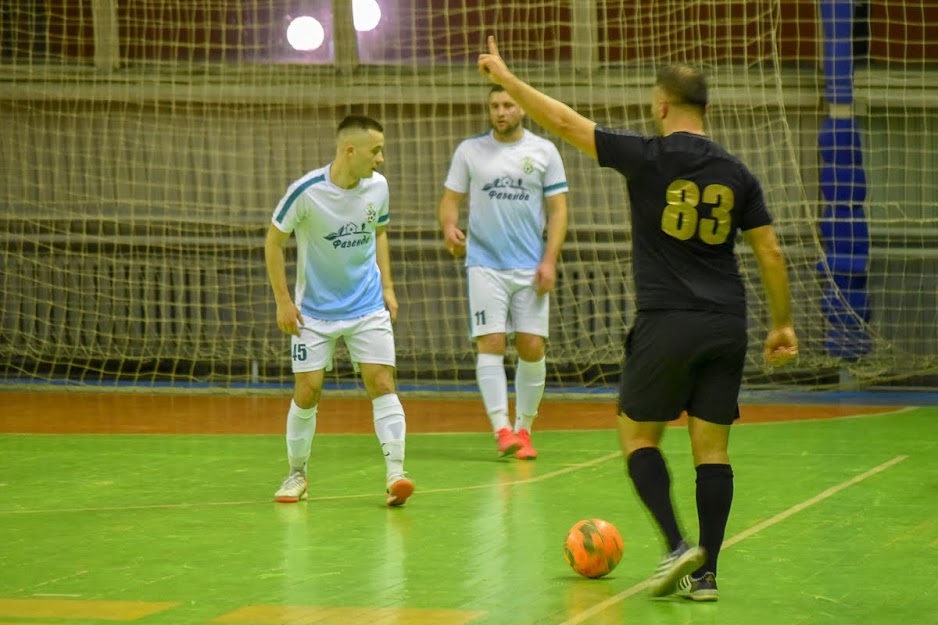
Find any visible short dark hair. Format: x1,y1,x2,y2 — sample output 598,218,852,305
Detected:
655,63,708,113
488,84,506,97
337,114,383,135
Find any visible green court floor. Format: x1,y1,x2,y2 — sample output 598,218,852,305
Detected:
1,407,936,625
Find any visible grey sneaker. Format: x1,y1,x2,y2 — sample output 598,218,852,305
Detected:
649,540,707,597
274,471,308,503
677,572,719,601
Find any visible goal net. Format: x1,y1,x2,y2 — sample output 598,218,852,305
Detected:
2,1,936,391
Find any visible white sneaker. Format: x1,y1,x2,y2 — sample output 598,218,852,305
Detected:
386,474,415,507
274,471,308,503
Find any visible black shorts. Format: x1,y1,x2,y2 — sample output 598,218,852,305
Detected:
617,310,748,425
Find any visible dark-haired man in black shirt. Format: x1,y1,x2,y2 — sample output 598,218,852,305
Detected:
479,37,798,601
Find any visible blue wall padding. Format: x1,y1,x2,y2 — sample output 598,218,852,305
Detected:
819,164,867,203
824,328,873,361
817,0,871,360
820,0,854,104
822,294,870,325
818,204,870,258
818,118,863,165
822,280,873,362
818,254,868,274
826,274,870,314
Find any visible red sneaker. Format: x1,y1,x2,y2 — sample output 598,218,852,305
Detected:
514,429,538,460
496,427,523,457
386,475,415,507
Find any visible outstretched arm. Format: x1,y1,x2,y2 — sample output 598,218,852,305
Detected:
479,36,598,160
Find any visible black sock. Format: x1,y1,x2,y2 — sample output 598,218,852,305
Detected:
627,447,684,551
694,463,734,577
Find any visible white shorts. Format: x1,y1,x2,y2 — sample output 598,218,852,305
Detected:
291,309,396,373
466,266,549,338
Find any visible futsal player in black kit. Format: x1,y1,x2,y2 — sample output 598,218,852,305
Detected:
479,37,799,601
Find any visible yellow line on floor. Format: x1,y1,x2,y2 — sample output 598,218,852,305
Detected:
0,622,86,625
0,598,180,620
212,605,487,625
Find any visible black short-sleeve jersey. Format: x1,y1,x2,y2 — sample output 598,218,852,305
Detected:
595,126,772,317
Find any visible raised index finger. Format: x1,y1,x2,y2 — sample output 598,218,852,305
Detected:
487,35,499,57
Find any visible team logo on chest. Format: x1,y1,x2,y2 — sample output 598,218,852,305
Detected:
481,175,531,201
324,205,376,250
521,156,535,175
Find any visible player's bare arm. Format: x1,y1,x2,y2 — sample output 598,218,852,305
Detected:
264,223,303,336
744,224,799,366
535,192,569,295
374,226,399,322
479,36,598,160
438,187,467,257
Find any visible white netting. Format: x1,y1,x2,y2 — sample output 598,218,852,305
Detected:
1,1,936,390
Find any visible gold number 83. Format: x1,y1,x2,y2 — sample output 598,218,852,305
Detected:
660,179,735,245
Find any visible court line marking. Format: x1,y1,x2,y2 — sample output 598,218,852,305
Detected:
0,451,623,516
555,454,909,625
0,452,913,619
523,405,917,434
395,407,918,439
740,405,915,426
0,405,920,516
0,404,916,438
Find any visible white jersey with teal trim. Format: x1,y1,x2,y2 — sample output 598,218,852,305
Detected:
271,164,389,321
444,129,568,270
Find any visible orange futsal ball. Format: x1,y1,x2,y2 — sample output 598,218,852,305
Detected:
563,518,624,579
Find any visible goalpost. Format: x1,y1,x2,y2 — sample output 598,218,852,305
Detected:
1,1,936,391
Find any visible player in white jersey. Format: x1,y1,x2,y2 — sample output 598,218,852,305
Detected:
438,85,569,460
265,114,414,506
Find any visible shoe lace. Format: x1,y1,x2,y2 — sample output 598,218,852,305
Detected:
282,472,305,489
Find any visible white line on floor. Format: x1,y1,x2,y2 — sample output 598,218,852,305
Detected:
556,454,909,625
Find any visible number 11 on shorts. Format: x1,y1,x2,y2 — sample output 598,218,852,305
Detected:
474,309,486,328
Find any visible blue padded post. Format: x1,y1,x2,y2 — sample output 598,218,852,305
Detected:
817,0,871,362
821,0,855,104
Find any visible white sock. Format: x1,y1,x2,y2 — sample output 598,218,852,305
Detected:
476,352,510,433
514,356,546,432
286,399,317,474
373,393,406,479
